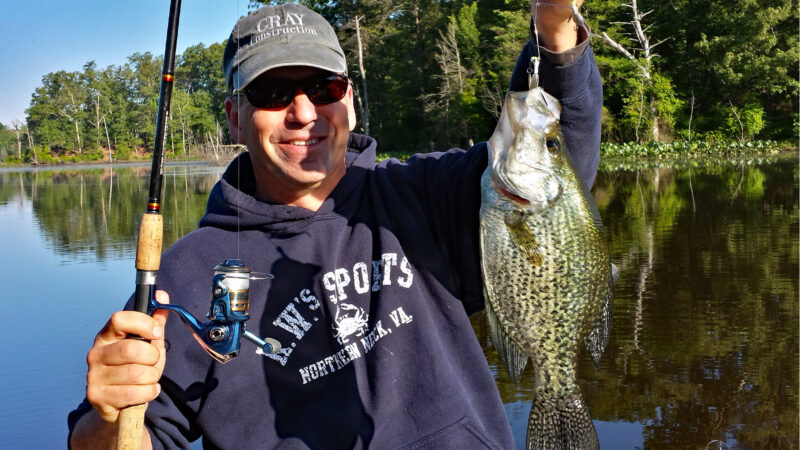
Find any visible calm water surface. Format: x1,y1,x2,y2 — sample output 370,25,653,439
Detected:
1,157,796,449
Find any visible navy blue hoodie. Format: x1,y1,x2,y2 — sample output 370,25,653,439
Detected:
69,40,602,449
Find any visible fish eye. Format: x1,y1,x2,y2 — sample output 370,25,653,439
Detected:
546,138,560,153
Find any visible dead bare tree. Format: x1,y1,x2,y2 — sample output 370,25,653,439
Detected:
728,100,745,143
354,16,370,135
688,89,697,142
103,114,113,163
87,90,103,148
9,119,23,159
172,91,191,154
338,3,398,136
422,20,466,117
56,89,84,153
24,123,37,163
204,120,227,161
88,90,113,160
437,21,464,94
481,84,505,119
601,0,669,141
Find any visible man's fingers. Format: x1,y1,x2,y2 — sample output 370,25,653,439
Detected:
153,290,170,305
90,338,161,366
88,383,162,423
84,292,171,425
90,363,163,386
152,290,170,330
96,310,164,344
152,290,170,353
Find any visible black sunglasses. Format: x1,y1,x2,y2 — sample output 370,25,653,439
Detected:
236,73,349,109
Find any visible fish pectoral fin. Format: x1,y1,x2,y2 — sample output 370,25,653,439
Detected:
485,299,529,385
504,211,543,266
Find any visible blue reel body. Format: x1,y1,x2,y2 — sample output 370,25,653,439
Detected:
148,259,280,363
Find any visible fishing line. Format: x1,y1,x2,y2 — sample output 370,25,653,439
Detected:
236,0,242,261
529,1,542,89
528,1,585,89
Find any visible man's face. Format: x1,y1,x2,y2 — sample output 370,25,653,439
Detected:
226,66,356,206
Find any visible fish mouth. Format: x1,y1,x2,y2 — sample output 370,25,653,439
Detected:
491,169,563,212
495,184,531,205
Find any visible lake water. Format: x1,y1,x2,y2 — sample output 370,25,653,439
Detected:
0,157,796,449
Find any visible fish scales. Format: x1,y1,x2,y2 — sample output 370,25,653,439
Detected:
480,87,612,450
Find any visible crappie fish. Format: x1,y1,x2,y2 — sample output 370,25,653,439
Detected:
479,87,613,450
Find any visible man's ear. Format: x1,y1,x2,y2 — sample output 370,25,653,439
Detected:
225,97,245,144
346,87,357,132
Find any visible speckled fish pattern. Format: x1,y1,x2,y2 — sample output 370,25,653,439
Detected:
479,87,613,450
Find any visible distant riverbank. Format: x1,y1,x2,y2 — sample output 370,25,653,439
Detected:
2,139,795,169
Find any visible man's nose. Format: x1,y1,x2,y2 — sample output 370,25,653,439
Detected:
285,90,318,124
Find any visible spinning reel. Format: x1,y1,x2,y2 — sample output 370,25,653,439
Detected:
148,259,281,363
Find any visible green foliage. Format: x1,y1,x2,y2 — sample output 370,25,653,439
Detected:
20,41,228,163
19,0,799,164
590,0,797,142
601,139,784,159
85,147,105,162
651,73,682,135
0,123,18,159
725,103,766,141
115,142,132,160
35,146,57,164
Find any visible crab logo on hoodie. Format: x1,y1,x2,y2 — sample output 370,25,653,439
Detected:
332,303,369,344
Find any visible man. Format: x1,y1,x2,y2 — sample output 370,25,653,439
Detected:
69,2,601,448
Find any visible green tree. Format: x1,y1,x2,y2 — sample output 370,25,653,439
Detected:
630,0,796,140
0,123,17,160
27,70,88,154
176,42,228,126
82,61,115,159
123,52,162,151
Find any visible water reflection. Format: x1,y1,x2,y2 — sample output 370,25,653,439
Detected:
477,158,798,449
0,162,226,448
0,164,222,262
1,158,796,448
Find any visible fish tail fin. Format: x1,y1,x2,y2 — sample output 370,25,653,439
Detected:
526,394,599,450
485,299,528,384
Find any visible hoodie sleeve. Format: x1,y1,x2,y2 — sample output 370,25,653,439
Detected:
509,31,603,188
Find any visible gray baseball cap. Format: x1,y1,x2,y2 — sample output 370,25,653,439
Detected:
223,3,347,93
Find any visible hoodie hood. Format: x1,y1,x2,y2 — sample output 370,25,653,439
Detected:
199,133,377,231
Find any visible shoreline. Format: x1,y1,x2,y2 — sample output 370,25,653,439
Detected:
2,144,796,170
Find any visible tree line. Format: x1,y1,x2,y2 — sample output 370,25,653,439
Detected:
1,0,796,162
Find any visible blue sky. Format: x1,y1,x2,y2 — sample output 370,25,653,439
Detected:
0,0,254,126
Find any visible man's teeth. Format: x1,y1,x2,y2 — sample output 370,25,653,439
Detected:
290,138,319,146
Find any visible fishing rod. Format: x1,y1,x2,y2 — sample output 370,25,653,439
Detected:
118,2,281,447
117,0,182,446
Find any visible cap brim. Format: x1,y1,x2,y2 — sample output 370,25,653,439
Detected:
232,43,347,91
